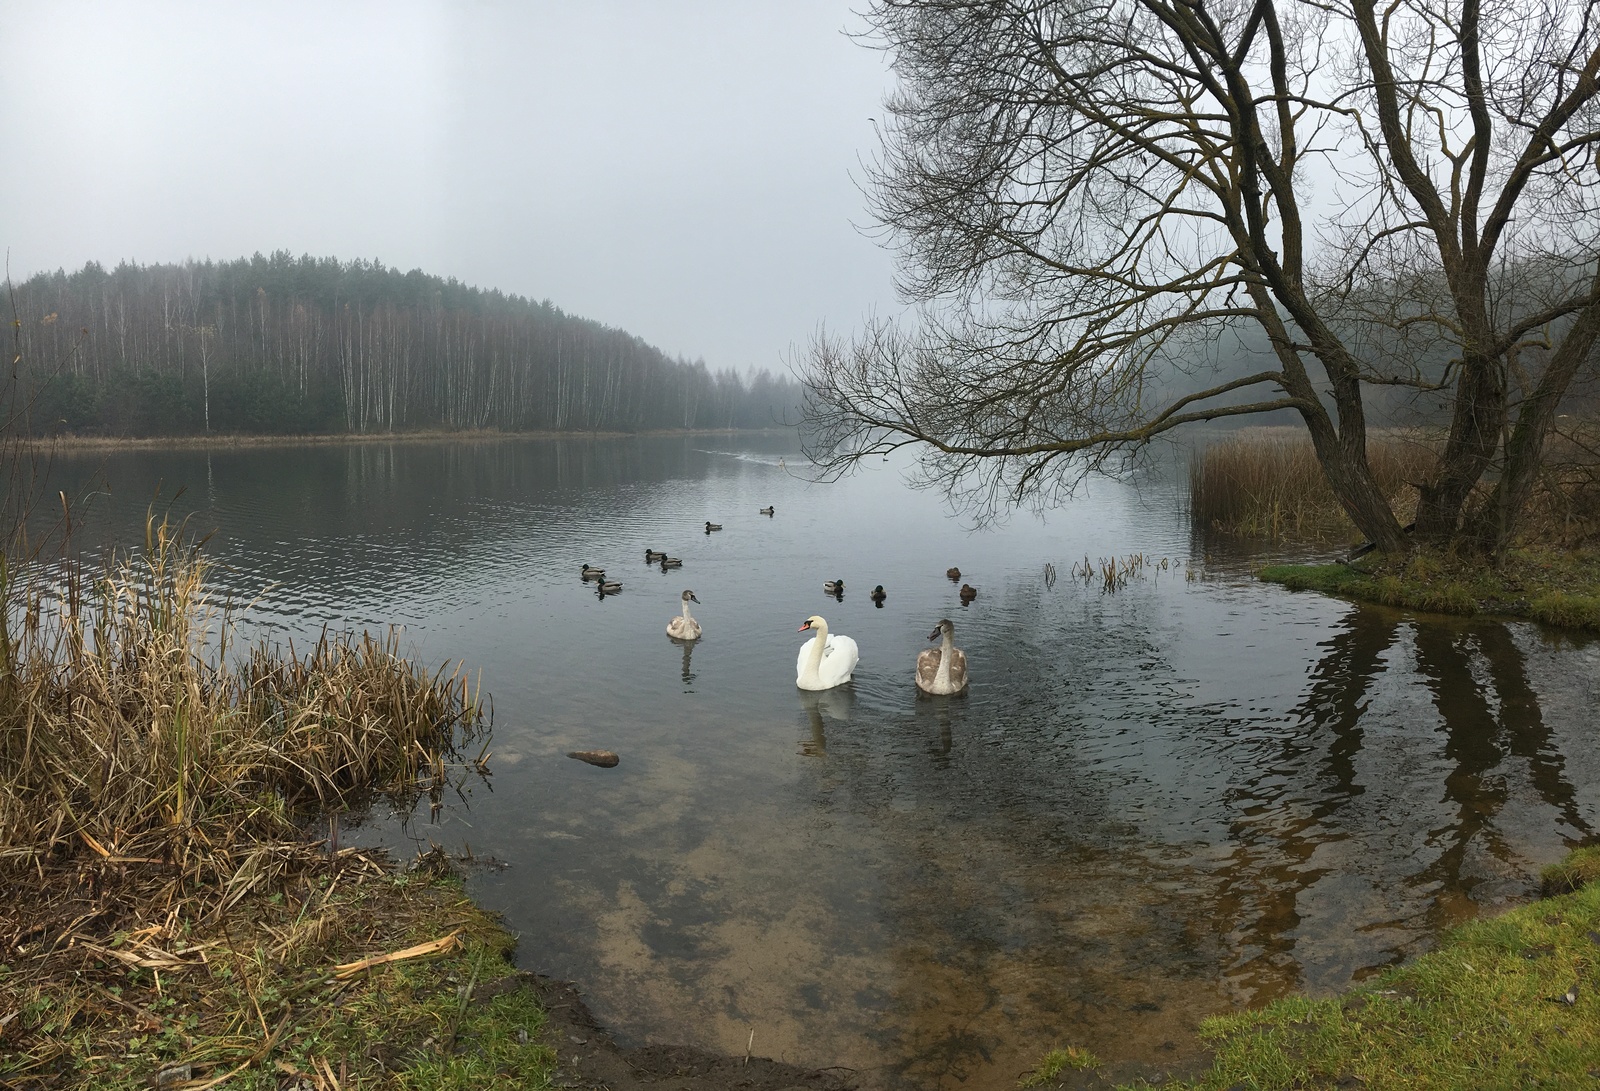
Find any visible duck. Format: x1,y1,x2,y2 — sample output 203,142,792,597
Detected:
659,556,684,569
796,615,859,691
759,506,775,516
959,583,977,603
946,567,961,581
705,521,723,532
823,579,845,595
916,618,969,695
667,589,701,640
870,585,886,605
598,580,623,594
581,564,606,581
645,549,667,563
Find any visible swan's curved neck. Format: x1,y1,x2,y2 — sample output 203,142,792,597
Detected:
680,599,694,623
802,622,829,682
935,629,954,687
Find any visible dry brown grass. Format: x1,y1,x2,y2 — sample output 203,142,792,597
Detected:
1190,423,1600,547
1188,428,1436,541
0,515,488,930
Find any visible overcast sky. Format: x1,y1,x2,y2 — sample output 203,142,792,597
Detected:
2,1,902,373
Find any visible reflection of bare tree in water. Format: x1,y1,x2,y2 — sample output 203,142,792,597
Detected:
1215,607,1590,996
1409,622,1591,925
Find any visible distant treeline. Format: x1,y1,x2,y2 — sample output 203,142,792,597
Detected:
5,253,801,437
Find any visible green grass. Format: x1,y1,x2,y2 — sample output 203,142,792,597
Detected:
1021,1046,1099,1086
1259,548,1600,633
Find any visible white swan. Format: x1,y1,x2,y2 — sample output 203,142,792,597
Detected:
667,589,702,640
796,615,859,691
916,618,969,695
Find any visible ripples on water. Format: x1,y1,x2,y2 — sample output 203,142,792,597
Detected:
34,435,1600,1089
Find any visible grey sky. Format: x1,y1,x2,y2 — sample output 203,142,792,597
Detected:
2,1,901,374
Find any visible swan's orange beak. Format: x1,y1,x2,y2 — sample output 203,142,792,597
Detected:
798,620,813,631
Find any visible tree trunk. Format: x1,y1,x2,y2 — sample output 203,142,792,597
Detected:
1414,349,1505,543
1468,291,1600,555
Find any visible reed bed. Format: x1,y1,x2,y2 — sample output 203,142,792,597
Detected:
1188,429,1435,540
0,515,488,928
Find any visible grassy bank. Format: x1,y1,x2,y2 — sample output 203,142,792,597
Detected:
1144,846,1600,1090
0,520,528,1088
1017,847,1600,1090
1258,549,1600,632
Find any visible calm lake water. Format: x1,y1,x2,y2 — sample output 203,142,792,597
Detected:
34,434,1600,1088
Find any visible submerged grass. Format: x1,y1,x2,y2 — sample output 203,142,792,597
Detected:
1258,548,1600,632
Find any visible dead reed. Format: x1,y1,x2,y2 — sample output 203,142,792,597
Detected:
0,514,488,924
1188,429,1435,540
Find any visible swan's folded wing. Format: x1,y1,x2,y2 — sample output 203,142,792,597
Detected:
916,647,941,687
823,634,860,682
950,647,969,686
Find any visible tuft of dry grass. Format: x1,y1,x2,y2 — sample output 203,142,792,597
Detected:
0,514,488,929
1188,429,1434,541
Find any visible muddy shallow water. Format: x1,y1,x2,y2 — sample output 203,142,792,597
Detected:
37,434,1600,1089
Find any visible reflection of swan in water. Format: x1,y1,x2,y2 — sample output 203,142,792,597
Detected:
679,637,697,686
797,686,856,757
916,618,970,695
929,701,953,761
796,615,859,690
667,589,701,640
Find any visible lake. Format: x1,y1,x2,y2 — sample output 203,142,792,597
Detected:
32,434,1600,1089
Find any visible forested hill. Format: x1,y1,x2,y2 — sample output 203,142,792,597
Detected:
6,253,801,436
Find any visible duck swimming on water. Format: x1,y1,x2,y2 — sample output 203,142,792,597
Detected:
759,506,775,516
581,565,606,581
870,585,887,605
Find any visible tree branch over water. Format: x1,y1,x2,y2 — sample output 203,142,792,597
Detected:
804,0,1600,553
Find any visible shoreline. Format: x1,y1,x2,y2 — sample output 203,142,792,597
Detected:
13,426,794,452
1257,547,1600,634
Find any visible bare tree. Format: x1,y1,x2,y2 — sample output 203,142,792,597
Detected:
803,0,1600,553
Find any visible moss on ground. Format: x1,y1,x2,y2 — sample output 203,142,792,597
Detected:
0,855,556,1090
1258,548,1600,633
